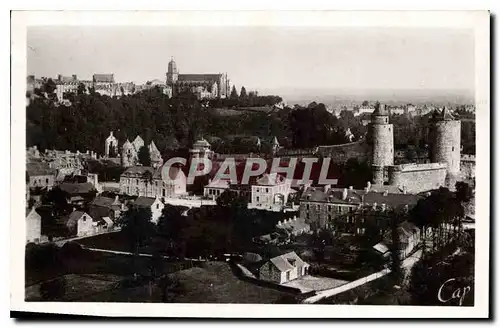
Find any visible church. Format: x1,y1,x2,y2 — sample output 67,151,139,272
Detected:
166,58,230,99
104,132,163,168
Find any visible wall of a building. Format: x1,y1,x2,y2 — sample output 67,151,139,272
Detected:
388,163,447,194
316,141,371,164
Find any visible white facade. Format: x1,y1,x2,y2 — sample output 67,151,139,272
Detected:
26,208,42,243
151,197,164,224
248,173,292,212
76,213,94,237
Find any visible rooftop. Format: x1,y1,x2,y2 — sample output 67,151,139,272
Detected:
134,196,157,208
59,182,95,195
267,251,308,272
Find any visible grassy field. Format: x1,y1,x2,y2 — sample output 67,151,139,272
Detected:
165,262,294,303
76,261,296,303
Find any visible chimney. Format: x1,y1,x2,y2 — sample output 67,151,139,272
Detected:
115,195,119,202
349,186,353,190
110,131,114,137
57,74,62,81
381,203,387,212
366,181,371,191
323,184,331,193
372,202,377,210
342,188,348,200
383,190,388,196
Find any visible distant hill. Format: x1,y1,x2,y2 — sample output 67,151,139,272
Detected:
259,88,475,107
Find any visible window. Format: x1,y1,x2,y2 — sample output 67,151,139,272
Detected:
285,271,290,282
256,196,260,202
45,178,49,184
156,204,159,209
452,146,455,151
306,204,310,210
316,205,320,211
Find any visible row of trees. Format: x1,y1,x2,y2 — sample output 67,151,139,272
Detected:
27,79,475,157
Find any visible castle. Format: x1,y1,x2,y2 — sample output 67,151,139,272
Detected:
104,132,163,168
369,103,461,193
166,58,230,99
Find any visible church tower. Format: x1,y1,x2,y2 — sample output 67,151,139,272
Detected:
166,57,179,84
370,103,394,185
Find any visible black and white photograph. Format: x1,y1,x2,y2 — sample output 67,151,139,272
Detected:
10,10,490,318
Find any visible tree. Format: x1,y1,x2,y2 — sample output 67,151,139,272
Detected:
138,145,151,166
119,206,155,257
43,78,57,94
77,83,86,95
240,86,247,99
389,210,403,285
362,100,369,107
455,181,473,203
230,85,238,99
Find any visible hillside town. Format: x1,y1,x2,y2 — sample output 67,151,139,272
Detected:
25,66,476,305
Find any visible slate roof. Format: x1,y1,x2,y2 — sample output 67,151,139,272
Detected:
62,211,90,226
301,186,422,208
177,74,222,83
256,173,286,186
134,196,157,208
205,179,230,189
59,182,95,195
267,251,309,272
26,162,56,177
91,196,122,210
372,103,388,116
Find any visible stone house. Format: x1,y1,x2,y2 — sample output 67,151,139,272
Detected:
26,207,42,243
248,173,293,212
299,184,422,232
89,195,124,225
62,211,94,237
26,162,56,191
119,165,187,199
133,196,164,224
373,220,421,260
258,251,310,284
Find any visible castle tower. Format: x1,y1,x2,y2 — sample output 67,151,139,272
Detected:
370,103,394,185
105,131,118,157
166,57,179,84
430,107,461,177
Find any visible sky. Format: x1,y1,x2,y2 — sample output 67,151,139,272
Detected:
27,26,475,98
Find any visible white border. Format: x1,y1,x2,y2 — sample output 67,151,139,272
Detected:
10,10,490,318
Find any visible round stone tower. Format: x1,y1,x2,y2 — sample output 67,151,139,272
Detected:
430,107,461,176
166,57,179,84
370,103,394,185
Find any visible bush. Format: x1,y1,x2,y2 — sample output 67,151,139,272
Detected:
60,241,84,258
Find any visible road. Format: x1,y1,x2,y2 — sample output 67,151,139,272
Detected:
302,249,422,304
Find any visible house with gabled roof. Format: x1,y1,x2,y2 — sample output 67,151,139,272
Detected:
61,211,94,237
132,196,164,224
119,165,187,199
248,173,294,212
258,251,310,284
